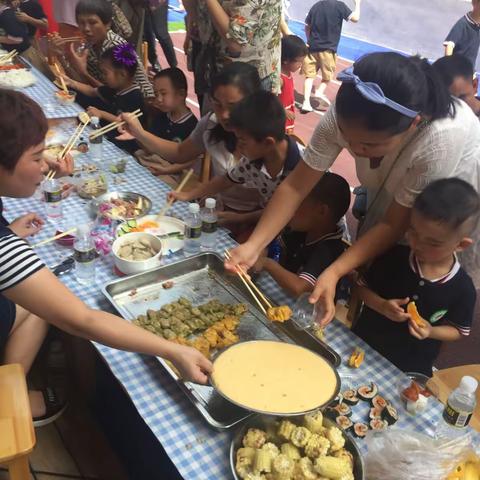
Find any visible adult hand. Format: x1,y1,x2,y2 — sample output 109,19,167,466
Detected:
169,344,213,384
68,42,88,75
119,112,145,139
10,213,44,238
408,318,431,340
44,153,74,177
380,297,411,323
224,241,261,273
309,268,339,326
286,110,295,121
167,190,191,203
86,106,103,119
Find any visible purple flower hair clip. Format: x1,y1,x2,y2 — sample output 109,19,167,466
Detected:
113,43,137,68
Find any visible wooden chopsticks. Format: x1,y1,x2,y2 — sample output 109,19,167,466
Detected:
53,62,68,93
45,114,91,181
0,49,18,65
88,109,142,141
156,168,194,221
31,228,77,248
224,249,273,315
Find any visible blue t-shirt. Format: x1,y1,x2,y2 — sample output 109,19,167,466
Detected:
445,14,480,68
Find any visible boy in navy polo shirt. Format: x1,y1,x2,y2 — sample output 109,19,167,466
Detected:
168,91,303,227
353,178,479,376
444,0,480,68
433,54,480,118
252,172,351,298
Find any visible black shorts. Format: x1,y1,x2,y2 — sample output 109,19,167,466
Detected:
0,295,15,352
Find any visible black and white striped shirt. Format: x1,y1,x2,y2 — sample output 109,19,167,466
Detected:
0,231,44,291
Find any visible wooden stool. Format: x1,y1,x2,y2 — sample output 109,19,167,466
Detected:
0,364,35,480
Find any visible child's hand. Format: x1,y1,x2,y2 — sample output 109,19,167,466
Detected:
408,318,432,340
286,110,295,121
15,11,31,23
86,106,103,119
251,256,267,274
218,210,243,226
380,297,411,322
60,74,76,88
167,191,191,203
10,213,44,238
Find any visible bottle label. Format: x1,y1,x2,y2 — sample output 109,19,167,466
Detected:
44,190,61,203
442,401,473,428
185,225,202,239
74,249,97,263
202,221,217,234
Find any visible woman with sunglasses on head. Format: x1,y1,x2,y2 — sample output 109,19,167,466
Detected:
226,52,480,324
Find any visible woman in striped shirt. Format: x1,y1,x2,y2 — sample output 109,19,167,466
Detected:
0,90,211,426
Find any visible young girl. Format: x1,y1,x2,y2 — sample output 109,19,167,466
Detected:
67,0,154,98
120,62,264,232
279,35,307,133
64,43,144,153
0,90,211,426
227,52,480,323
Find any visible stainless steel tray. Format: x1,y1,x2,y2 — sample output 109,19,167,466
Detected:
102,252,341,430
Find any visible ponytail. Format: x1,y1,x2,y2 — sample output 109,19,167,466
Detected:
336,52,455,135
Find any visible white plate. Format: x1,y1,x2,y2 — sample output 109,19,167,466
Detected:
116,215,185,255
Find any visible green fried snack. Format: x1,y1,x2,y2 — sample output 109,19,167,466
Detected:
303,410,325,434
304,434,330,459
280,443,301,461
278,420,296,442
243,428,267,449
253,448,273,473
292,457,318,480
325,426,345,453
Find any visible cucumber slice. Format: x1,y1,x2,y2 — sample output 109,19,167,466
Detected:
127,220,137,228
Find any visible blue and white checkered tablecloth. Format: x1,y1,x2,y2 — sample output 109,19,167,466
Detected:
4,84,479,478
20,62,82,119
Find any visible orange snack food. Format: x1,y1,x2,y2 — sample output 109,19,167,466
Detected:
407,301,427,327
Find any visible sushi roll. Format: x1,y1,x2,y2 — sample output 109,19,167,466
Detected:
369,407,383,419
329,395,343,407
342,389,359,405
382,404,399,425
353,422,369,438
357,383,378,401
336,415,353,431
370,418,388,431
333,403,352,417
372,395,388,409
324,407,340,419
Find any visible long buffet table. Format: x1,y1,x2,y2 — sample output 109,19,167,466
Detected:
4,62,478,479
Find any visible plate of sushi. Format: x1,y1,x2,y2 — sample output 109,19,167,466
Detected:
324,383,399,439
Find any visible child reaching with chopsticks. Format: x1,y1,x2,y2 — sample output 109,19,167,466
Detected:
0,90,212,427
62,43,144,152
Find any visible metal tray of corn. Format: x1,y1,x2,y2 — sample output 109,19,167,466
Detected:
102,252,341,430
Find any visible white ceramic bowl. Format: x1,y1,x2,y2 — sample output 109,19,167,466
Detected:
112,232,162,275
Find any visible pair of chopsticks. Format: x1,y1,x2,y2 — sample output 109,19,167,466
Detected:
224,249,273,315
53,62,68,93
88,108,143,141
0,49,17,65
156,168,194,221
45,114,91,181
31,228,77,248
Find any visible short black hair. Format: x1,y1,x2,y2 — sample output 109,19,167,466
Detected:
432,54,474,88
0,89,48,171
76,0,113,25
414,178,480,231
281,35,308,63
100,44,137,77
154,67,188,93
308,172,351,223
229,91,286,142
336,52,455,135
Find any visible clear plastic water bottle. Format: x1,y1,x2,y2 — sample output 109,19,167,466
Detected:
89,116,103,164
435,375,478,440
184,202,202,256
43,178,62,223
74,224,97,285
201,198,218,250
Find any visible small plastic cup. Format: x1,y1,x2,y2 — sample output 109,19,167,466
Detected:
291,292,324,330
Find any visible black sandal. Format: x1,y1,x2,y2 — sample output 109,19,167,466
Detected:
32,386,67,428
